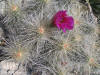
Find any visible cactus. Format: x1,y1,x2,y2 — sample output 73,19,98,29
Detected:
0,0,100,75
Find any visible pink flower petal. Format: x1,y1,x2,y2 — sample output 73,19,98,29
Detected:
54,24,60,29
64,16,74,30
53,10,74,32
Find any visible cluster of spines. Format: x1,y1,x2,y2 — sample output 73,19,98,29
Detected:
0,0,100,75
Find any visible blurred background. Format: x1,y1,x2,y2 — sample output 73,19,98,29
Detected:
89,0,100,23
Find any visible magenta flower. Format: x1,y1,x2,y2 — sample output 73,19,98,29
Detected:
53,10,74,32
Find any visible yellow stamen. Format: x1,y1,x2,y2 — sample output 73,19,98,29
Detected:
38,27,44,34
75,20,80,25
17,52,22,57
62,43,70,50
63,43,68,49
12,5,18,11
15,51,22,59
75,20,80,27
89,58,97,66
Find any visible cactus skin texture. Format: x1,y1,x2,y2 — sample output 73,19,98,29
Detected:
0,0,100,75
